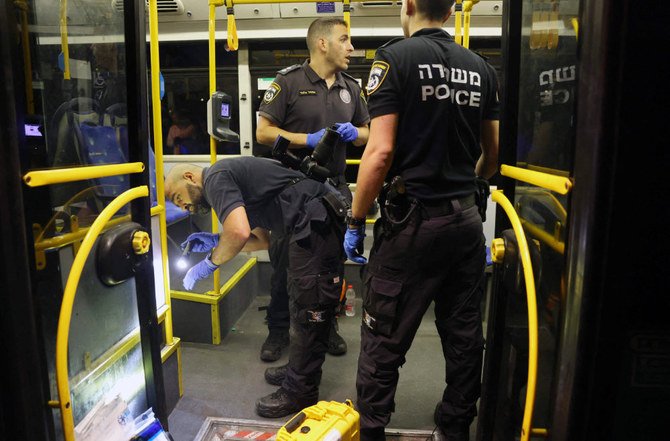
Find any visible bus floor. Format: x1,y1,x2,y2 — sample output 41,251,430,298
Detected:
167,293,484,441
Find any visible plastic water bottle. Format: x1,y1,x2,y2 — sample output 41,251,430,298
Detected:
345,284,356,317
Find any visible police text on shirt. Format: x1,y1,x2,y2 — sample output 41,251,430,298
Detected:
418,64,482,106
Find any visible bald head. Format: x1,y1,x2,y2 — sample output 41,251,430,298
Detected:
164,164,209,214
165,163,202,188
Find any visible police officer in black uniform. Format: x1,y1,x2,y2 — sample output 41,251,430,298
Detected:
255,18,369,366
344,0,499,440
165,157,348,418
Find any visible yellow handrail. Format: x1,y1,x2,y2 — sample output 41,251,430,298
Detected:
501,164,572,195
491,189,539,441
345,159,361,165
59,0,70,80
23,162,145,187
53,186,148,441
148,0,175,344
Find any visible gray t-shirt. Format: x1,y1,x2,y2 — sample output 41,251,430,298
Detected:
258,60,370,177
202,157,332,241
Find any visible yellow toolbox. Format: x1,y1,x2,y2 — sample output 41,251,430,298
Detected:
277,400,359,441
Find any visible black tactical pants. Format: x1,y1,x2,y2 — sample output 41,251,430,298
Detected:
266,233,290,330
265,177,350,331
282,219,345,402
356,202,486,434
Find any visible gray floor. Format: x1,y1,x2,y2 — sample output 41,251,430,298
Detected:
166,291,470,440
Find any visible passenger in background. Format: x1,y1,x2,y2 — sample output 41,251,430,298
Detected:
164,157,348,418
254,18,370,371
344,0,499,440
166,108,200,154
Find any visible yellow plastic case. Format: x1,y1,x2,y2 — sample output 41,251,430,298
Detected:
277,400,359,441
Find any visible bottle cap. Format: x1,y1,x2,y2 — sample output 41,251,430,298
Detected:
348,284,353,288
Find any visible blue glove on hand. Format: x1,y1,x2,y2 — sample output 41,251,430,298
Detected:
344,226,367,264
181,232,219,253
306,128,326,149
335,123,359,143
183,254,218,291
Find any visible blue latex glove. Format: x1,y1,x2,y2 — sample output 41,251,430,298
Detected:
306,128,326,149
183,254,218,291
335,123,359,143
344,226,367,264
181,232,219,253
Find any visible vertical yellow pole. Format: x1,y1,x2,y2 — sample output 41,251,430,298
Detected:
209,1,221,293
148,0,175,344
455,0,463,46
59,0,70,80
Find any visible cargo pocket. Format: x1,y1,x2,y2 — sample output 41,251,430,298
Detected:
316,272,343,307
290,274,320,324
363,276,402,336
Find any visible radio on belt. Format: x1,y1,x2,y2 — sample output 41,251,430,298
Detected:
207,91,239,142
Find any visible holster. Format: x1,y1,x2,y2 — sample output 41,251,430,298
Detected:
378,176,418,237
474,176,490,222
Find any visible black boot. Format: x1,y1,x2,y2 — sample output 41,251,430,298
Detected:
434,403,470,441
360,427,386,441
327,319,347,355
264,363,288,386
264,363,322,387
255,388,315,419
260,328,289,362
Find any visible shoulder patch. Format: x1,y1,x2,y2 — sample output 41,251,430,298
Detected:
380,37,404,49
277,64,301,76
262,82,281,104
366,61,390,95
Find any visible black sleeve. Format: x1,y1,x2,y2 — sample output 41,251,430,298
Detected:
482,63,500,120
204,170,245,224
258,74,289,125
365,48,401,119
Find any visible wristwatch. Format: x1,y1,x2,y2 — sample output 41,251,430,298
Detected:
346,209,366,227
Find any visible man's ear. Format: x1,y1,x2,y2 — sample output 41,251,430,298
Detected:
183,171,195,184
318,36,328,52
405,0,415,16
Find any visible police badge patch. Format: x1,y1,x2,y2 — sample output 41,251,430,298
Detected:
263,82,281,104
339,89,351,103
366,61,390,95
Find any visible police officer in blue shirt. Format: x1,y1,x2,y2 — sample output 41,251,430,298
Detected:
255,18,369,369
165,157,348,418
344,0,499,439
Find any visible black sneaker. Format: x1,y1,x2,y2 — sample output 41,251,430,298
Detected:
327,320,347,355
264,363,288,386
260,328,289,362
255,387,314,419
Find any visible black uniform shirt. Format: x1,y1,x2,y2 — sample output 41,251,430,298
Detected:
202,157,331,241
365,28,500,200
259,60,370,177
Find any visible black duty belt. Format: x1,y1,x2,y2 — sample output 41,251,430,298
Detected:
420,194,476,218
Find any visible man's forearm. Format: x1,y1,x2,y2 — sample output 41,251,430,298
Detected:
209,233,247,266
257,125,308,148
353,125,370,147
